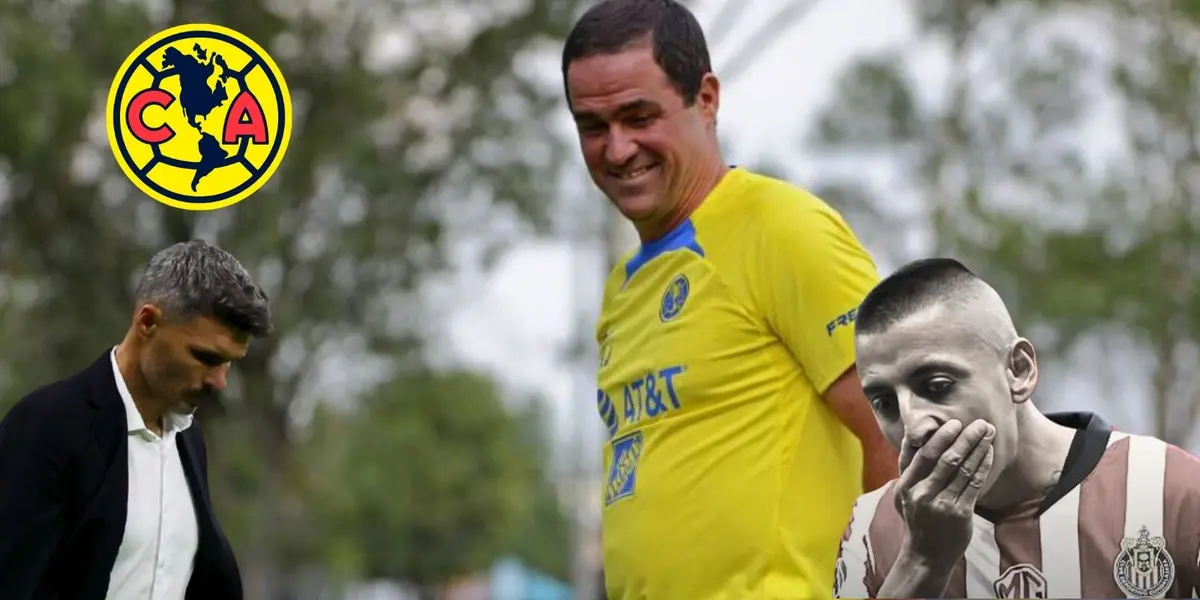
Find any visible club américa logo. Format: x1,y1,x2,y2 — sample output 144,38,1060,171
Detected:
106,24,292,211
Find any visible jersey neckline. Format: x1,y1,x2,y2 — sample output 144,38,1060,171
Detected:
621,166,747,283
1035,411,1113,517
972,411,1113,523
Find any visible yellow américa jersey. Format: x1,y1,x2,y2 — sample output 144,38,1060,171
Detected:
595,168,879,600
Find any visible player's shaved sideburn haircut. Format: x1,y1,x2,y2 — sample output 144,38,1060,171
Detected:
561,0,712,108
855,258,979,337
134,239,273,338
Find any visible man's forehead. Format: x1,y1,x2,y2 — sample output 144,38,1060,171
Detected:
570,44,653,72
856,306,992,371
567,48,671,108
175,316,250,352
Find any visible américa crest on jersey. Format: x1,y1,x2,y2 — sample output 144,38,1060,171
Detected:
106,24,292,211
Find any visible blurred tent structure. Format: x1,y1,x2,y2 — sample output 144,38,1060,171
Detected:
489,556,573,600
341,556,570,600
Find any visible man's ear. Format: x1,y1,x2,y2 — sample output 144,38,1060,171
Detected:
134,304,163,338
697,72,720,127
1007,338,1038,404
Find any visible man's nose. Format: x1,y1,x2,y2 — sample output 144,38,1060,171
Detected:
206,364,229,392
899,392,945,448
604,127,638,166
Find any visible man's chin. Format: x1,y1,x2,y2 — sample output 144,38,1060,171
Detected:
173,397,201,414
612,197,662,225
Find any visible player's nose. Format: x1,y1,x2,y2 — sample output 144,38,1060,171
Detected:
205,364,229,392
898,393,945,449
604,127,639,166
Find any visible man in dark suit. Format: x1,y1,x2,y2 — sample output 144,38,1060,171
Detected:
0,239,272,600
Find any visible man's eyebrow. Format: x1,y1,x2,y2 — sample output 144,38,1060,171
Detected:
908,359,972,378
189,345,239,362
572,99,659,122
860,379,889,397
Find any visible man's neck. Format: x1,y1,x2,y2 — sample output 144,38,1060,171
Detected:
636,160,729,242
115,339,165,434
978,406,1076,512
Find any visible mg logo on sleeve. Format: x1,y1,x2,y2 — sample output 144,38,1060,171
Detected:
993,564,1048,599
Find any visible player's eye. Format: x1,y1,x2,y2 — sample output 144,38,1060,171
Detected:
192,350,224,367
625,114,654,127
923,377,955,396
869,394,898,416
576,120,606,135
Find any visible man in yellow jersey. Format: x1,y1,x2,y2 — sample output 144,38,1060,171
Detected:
562,1,900,598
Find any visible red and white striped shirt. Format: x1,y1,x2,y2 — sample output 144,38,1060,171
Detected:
834,414,1200,599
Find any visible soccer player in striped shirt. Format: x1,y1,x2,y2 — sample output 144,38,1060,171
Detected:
834,257,1200,599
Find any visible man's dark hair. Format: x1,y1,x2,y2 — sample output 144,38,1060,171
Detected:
134,239,272,338
561,0,712,107
855,258,978,337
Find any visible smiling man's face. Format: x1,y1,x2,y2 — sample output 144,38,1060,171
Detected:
567,42,719,228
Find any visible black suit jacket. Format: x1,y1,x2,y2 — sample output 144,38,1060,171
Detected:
0,351,241,599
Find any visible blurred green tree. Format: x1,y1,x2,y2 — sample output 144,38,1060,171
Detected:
0,0,580,595
807,1,1200,446
299,373,570,588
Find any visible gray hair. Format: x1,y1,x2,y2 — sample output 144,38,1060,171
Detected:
134,239,272,337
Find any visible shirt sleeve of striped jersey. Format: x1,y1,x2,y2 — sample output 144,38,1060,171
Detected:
1161,441,1200,598
1191,501,1200,598
1194,549,1199,598
834,492,884,598
750,194,879,394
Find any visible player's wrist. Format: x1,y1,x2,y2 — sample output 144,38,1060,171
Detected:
878,545,956,598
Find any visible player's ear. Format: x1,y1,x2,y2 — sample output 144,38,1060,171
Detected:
134,304,163,338
697,73,720,126
1006,337,1037,404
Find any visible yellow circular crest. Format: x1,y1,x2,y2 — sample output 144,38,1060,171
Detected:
106,24,292,211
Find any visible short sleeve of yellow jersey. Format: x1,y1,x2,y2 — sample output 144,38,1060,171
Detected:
747,193,879,394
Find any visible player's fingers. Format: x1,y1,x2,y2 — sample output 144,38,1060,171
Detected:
944,432,994,498
898,437,917,474
894,439,920,515
957,445,994,505
896,420,963,492
925,420,994,491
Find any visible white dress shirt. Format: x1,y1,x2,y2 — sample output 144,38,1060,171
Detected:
105,349,200,600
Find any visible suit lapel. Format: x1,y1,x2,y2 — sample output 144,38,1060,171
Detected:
64,352,129,548
178,429,216,525
86,350,126,456
178,426,242,599
87,350,128,497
